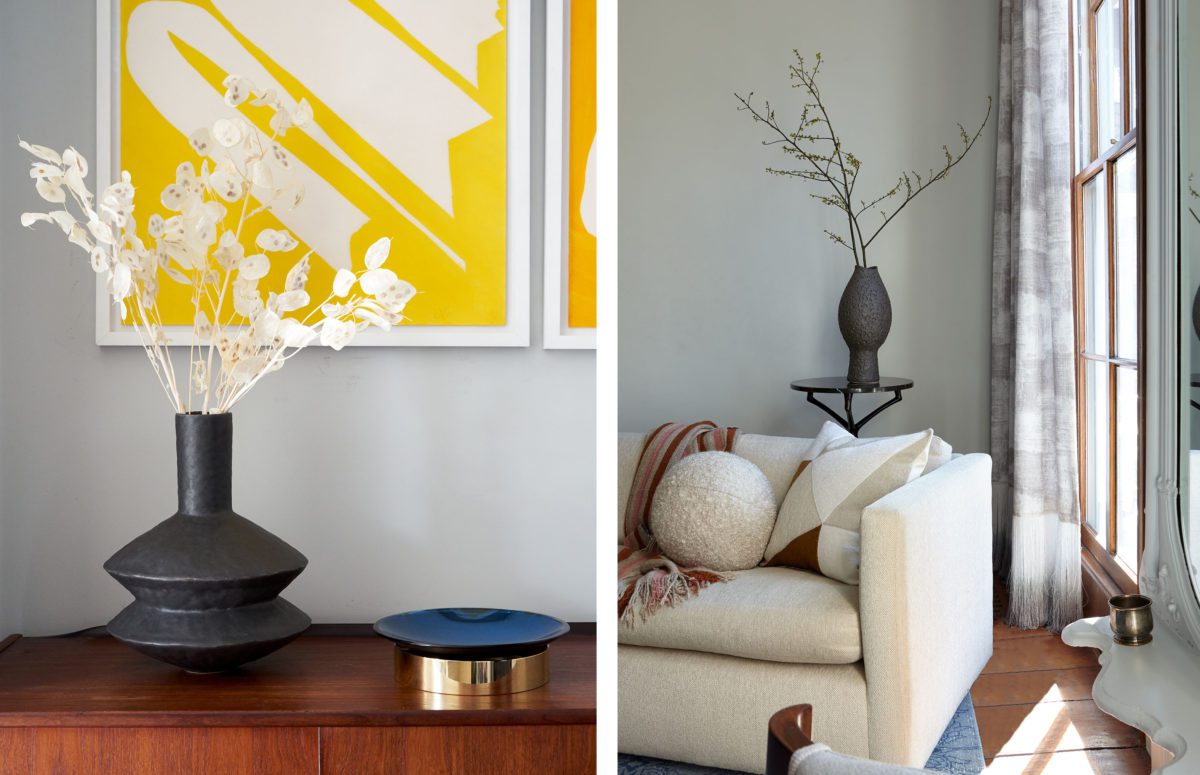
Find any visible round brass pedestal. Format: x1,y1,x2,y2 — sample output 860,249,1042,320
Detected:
394,648,550,695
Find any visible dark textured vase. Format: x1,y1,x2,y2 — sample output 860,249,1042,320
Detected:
104,413,310,673
1192,285,1200,341
837,266,892,385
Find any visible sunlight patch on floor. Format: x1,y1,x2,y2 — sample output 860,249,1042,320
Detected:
985,749,1107,774
984,684,1106,774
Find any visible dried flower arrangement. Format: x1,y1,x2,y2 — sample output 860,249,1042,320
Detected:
19,74,415,414
736,52,992,267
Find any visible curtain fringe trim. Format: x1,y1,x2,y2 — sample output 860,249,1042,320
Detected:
1007,517,1081,632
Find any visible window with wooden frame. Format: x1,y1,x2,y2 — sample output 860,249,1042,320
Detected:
1070,0,1142,591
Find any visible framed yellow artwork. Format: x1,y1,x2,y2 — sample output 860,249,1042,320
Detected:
543,0,596,349
95,0,530,346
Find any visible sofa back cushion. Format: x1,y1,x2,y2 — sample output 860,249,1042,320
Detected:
732,434,821,504
617,433,645,541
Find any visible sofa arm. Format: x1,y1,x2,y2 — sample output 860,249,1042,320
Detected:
859,453,993,766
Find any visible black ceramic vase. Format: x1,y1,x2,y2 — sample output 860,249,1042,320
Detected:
104,412,310,673
837,266,892,385
1192,285,1200,340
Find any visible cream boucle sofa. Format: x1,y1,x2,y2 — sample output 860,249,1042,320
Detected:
617,432,993,773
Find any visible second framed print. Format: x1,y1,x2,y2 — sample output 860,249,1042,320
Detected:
96,0,530,346
544,0,596,349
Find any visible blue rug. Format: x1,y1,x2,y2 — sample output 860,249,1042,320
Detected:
617,693,984,774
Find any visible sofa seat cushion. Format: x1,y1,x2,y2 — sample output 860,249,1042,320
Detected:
617,566,861,664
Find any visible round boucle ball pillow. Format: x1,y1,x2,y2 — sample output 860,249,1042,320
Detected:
651,451,777,571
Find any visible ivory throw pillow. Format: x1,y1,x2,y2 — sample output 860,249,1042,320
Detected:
819,423,953,475
763,426,933,584
924,435,953,474
651,452,777,571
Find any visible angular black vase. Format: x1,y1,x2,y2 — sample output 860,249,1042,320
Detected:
837,265,892,385
1192,285,1200,340
104,412,310,673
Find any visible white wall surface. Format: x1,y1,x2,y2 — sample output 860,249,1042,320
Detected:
618,0,999,452
0,0,597,635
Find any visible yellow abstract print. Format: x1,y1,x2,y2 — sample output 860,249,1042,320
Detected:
567,0,596,329
119,0,508,328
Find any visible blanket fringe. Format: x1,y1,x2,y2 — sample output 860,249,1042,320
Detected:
619,565,730,628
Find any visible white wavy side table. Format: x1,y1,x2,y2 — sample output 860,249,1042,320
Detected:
1062,617,1199,772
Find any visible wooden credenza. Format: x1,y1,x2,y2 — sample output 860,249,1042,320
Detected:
0,625,596,774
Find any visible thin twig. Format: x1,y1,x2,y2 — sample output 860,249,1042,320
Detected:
862,99,992,249
737,52,991,267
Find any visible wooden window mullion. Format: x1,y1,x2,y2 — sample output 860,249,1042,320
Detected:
1089,7,1099,162
1122,0,1131,133
1107,158,1118,555
1072,0,1141,586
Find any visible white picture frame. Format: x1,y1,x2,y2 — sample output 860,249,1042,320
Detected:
95,0,530,347
543,0,596,349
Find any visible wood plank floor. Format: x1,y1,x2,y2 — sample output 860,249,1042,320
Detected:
974,622,1150,773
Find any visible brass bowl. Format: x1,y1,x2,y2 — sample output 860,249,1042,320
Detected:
1109,594,1153,646
394,647,550,695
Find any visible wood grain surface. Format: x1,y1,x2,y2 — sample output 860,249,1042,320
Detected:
320,725,597,774
0,629,595,728
0,628,597,773
0,727,318,775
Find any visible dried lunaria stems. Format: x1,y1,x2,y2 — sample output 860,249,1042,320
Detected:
736,52,991,268
19,74,416,414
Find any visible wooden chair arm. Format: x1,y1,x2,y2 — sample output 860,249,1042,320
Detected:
766,703,815,775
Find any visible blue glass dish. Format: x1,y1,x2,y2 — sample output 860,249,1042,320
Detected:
373,608,570,658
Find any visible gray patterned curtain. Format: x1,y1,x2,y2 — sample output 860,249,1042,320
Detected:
991,0,1081,631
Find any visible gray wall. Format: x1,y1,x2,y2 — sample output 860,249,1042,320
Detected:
0,0,596,635
619,0,999,452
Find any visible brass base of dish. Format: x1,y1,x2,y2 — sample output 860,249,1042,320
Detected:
394,648,549,695
1113,633,1153,646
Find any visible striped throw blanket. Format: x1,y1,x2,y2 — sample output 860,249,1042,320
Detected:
618,421,740,625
